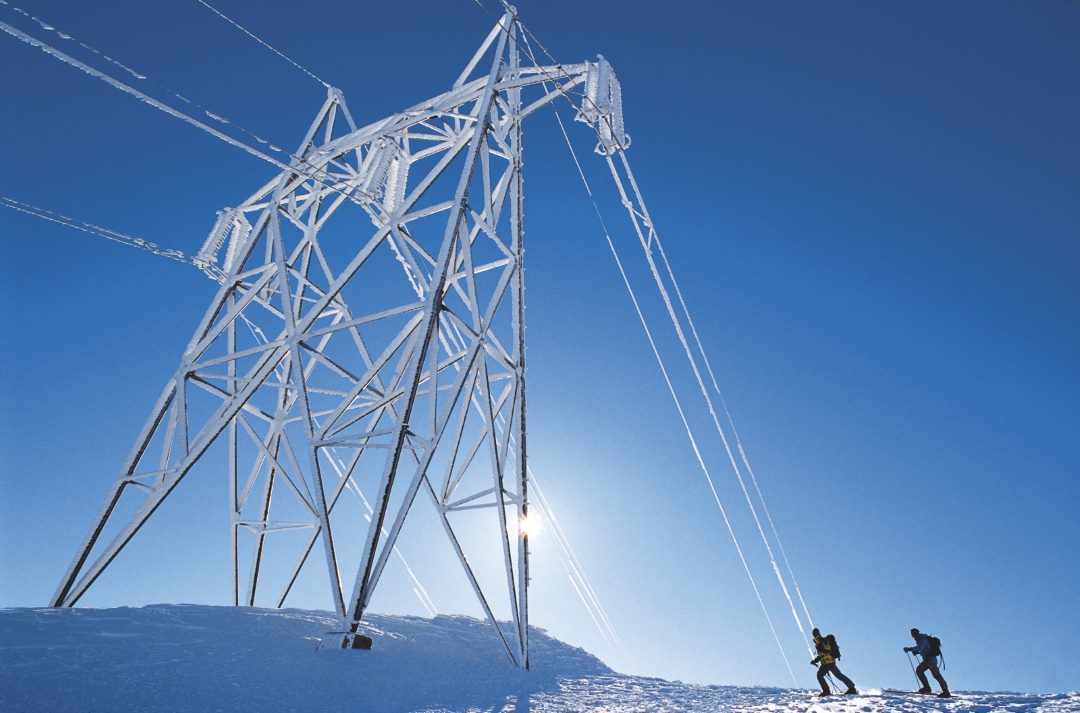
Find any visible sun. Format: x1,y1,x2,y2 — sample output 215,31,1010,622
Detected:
508,512,542,538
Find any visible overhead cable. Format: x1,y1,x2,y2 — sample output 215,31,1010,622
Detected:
0,9,369,219
0,19,288,169
0,1,292,159
607,148,813,655
471,0,810,671
510,9,816,661
0,195,204,268
194,0,331,88
553,109,798,687
649,217,817,635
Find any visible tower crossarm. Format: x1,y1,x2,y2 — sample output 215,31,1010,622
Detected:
198,55,629,291
313,63,591,161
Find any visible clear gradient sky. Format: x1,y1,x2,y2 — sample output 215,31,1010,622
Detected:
1,0,1078,694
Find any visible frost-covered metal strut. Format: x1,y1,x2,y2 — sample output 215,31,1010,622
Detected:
51,10,628,669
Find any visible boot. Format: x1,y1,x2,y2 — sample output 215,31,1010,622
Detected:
844,688,858,695
818,691,831,697
937,691,952,698
916,687,932,694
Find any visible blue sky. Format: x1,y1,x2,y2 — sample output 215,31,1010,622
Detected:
1,0,1077,694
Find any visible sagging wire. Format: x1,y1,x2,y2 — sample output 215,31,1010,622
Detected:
0,4,374,223
476,0,811,668
0,194,210,270
650,225,817,635
493,0,817,668
0,1,292,157
466,0,810,677
552,107,798,688
605,148,814,656
194,0,331,88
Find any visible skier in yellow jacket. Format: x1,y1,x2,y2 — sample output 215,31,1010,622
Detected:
810,628,857,696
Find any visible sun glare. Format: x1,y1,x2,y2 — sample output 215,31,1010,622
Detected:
508,513,542,538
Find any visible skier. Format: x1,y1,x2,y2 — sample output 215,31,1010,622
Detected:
810,627,857,696
904,627,951,698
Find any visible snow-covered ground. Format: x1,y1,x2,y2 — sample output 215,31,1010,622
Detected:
1,605,1076,712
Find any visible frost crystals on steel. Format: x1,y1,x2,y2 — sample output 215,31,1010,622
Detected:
52,10,628,670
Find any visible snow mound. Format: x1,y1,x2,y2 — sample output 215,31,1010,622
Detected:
1,605,1077,712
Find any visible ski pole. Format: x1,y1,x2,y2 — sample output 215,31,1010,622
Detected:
905,650,919,686
812,661,841,693
811,662,830,693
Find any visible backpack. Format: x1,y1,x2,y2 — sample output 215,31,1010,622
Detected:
926,635,942,658
826,634,841,660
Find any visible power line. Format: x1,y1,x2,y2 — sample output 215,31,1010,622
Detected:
468,0,813,675
608,147,814,656
194,0,330,88
650,227,818,638
553,108,799,687
0,7,374,221
0,195,210,270
508,4,816,663
0,0,293,159
492,0,810,663
0,18,290,169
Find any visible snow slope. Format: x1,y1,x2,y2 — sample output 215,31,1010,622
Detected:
1,605,1076,712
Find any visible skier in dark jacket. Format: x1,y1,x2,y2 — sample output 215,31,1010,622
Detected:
904,628,951,698
810,628,857,696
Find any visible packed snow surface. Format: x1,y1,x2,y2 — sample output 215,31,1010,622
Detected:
1,605,1076,712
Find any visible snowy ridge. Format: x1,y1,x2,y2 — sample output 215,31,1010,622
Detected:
1,605,1076,712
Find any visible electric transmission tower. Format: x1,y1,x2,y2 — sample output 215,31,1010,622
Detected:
51,10,629,668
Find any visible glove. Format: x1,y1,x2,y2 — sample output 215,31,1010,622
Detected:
903,647,912,653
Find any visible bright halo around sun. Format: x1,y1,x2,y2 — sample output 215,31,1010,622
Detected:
508,513,542,538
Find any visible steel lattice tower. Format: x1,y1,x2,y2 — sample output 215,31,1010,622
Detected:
51,10,629,668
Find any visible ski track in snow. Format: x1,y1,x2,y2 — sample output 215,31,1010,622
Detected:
1,605,1076,713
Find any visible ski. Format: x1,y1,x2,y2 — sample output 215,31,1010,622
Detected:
880,689,954,698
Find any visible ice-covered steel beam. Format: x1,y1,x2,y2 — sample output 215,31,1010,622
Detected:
52,10,629,673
